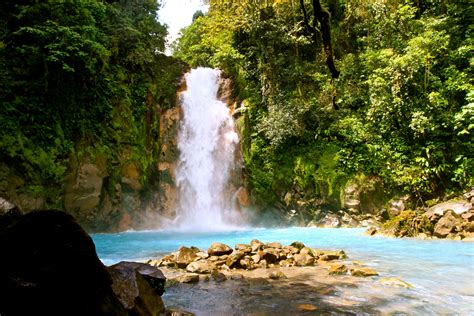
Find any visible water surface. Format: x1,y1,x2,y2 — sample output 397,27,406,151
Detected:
92,227,474,315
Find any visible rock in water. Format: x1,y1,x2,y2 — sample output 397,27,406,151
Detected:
350,267,379,277
0,210,127,316
108,262,166,315
379,277,413,288
328,263,348,275
208,242,233,256
250,239,265,252
294,253,315,266
186,261,212,274
175,246,198,268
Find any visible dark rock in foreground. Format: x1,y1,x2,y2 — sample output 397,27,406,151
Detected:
0,210,127,315
108,262,166,315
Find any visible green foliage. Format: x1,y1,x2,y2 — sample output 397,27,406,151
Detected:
382,210,434,237
0,0,186,201
174,0,473,208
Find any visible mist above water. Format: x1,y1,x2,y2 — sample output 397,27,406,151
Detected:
174,67,242,231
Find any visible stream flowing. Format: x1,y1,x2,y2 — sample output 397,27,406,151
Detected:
93,228,474,315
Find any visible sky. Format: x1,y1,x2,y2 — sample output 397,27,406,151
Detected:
158,0,209,53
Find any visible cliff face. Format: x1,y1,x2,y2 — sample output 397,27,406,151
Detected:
0,68,250,232
0,85,186,233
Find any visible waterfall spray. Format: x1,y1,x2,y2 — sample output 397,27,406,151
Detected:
174,67,242,231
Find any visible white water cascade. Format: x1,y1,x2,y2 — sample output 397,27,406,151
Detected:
174,67,242,231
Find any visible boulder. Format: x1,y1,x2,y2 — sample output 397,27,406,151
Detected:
299,247,314,256
294,253,315,266
108,262,166,314
429,200,472,216
379,277,412,288
434,210,462,238
186,261,212,274
175,246,198,268
328,263,348,275
208,242,233,256
235,243,252,254
211,270,227,282
250,239,265,252
226,251,244,268
350,267,379,277
0,210,127,316
260,249,279,263
318,250,346,261
290,241,305,250
267,242,282,249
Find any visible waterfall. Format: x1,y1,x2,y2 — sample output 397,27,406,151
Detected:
174,67,242,231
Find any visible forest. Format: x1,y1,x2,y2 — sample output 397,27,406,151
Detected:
1,0,473,223
175,0,473,209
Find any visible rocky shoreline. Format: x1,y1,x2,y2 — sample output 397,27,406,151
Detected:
145,240,414,315
365,193,474,241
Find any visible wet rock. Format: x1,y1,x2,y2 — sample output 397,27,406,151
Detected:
269,270,287,280
176,246,198,268
350,267,379,277
260,249,279,263
290,241,305,250
328,263,348,275
434,210,462,238
294,253,315,266
226,251,245,268
186,261,212,274
365,227,378,236
380,277,413,288
319,250,346,261
0,210,127,316
235,243,252,254
299,247,314,257
267,242,283,249
108,262,166,314
208,242,233,256
174,274,199,284
250,239,265,252
211,270,227,282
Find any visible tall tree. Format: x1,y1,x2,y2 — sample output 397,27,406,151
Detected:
299,0,339,79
